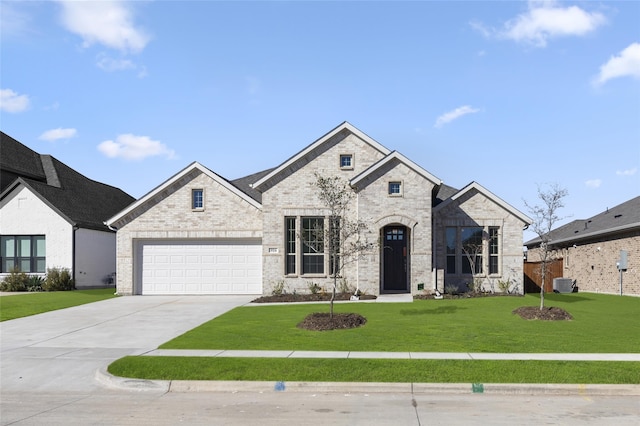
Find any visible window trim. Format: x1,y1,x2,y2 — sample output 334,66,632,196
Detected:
388,181,403,197
339,154,354,170
1,235,46,273
191,188,204,211
301,217,325,275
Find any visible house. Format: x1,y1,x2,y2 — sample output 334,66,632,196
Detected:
525,196,640,296
0,132,136,288
106,122,531,296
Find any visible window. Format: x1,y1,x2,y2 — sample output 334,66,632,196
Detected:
1,235,46,273
301,217,324,274
489,227,499,274
445,227,457,274
192,189,204,210
388,181,402,196
285,217,296,275
461,227,483,274
340,154,353,169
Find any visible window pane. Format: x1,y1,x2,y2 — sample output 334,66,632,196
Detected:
34,236,46,256
18,237,31,257
19,259,31,272
3,259,16,272
2,236,15,257
389,182,401,194
446,228,456,254
489,256,499,275
340,155,352,167
192,189,203,209
446,256,456,274
302,217,324,274
285,217,296,274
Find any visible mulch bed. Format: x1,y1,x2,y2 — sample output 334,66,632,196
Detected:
252,293,376,303
297,312,367,331
512,306,573,321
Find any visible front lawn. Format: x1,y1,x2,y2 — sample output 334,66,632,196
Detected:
0,288,118,321
109,292,640,384
161,293,640,353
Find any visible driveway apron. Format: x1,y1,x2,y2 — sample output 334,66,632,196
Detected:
0,295,253,393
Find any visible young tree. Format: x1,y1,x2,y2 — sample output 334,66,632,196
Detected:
461,228,485,292
525,183,568,310
314,173,374,318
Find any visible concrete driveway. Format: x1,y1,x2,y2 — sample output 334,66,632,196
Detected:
0,295,254,393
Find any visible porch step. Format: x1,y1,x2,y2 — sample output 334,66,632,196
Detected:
376,294,413,303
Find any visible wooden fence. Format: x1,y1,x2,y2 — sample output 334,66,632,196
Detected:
524,259,564,293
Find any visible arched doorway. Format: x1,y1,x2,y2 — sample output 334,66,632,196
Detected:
381,225,409,293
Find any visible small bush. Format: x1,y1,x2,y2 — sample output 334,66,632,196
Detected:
338,278,354,294
43,267,75,291
307,282,321,294
26,275,44,292
0,267,28,292
444,284,459,295
271,280,285,296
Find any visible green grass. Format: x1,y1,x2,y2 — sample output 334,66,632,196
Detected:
109,293,640,384
108,357,640,384
161,293,640,353
0,288,118,321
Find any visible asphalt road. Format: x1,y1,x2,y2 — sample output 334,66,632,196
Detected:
1,295,638,425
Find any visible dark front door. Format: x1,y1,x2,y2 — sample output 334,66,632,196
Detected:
382,226,408,292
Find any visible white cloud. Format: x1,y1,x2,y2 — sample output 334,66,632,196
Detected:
616,168,637,176
56,0,150,53
434,105,480,128
593,43,640,86
585,179,602,189
39,128,77,141
0,88,30,113
97,134,175,161
96,53,136,72
473,1,606,47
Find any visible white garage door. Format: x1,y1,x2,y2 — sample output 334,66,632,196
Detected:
140,240,262,295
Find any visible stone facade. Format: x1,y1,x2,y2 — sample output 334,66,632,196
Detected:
107,122,531,296
110,168,262,295
433,185,528,294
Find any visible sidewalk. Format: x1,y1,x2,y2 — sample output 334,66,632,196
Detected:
143,349,640,361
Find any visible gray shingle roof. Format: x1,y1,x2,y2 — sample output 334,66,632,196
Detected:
524,195,640,247
230,168,276,203
1,131,135,232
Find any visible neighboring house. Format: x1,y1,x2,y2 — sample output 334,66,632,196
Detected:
106,122,531,296
525,196,640,296
0,132,135,288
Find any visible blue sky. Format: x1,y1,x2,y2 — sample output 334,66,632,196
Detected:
2,1,639,242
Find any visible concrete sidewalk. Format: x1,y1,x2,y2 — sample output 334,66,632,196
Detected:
143,349,640,361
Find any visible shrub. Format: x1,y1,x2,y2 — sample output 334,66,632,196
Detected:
0,267,28,292
338,278,354,294
444,284,459,295
43,267,75,291
271,280,285,296
26,275,44,292
307,282,321,294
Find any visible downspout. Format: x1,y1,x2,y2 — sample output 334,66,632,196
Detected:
72,225,78,285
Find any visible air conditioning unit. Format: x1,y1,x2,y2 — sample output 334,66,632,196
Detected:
553,278,573,293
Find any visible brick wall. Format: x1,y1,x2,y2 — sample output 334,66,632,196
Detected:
433,189,527,294
112,169,262,295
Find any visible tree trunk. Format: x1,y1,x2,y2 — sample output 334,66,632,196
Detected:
330,275,336,319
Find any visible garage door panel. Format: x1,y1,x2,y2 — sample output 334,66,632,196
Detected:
141,241,262,295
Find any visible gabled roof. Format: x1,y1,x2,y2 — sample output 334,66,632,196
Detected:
1,133,135,232
252,121,391,190
350,150,442,189
106,161,262,226
524,195,640,247
433,181,533,225
433,183,459,207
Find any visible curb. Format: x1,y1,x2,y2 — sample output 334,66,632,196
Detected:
96,368,640,396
